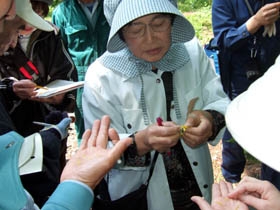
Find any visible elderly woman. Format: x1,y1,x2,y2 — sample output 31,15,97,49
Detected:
82,0,229,209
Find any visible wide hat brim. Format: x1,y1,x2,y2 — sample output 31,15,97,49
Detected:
107,0,195,52
18,133,43,175
225,57,280,172
16,0,54,32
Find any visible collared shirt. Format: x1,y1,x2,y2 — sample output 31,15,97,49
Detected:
78,0,99,31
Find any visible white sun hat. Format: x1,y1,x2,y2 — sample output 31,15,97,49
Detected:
225,55,280,172
0,131,43,209
104,0,195,52
15,0,54,31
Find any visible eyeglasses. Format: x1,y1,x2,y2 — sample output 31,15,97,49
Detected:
122,15,172,39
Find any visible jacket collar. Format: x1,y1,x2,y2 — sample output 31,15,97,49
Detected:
100,43,190,79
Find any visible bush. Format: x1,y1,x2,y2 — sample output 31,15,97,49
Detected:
178,0,212,11
184,6,213,45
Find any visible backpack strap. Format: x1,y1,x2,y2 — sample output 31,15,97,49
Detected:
244,0,255,16
145,151,159,185
94,151,159,201
244,0,265,16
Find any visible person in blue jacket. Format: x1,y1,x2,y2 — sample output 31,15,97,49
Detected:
212,0,280,187
0,115,131,210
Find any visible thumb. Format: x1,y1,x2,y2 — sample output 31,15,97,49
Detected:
191,196,213,210
186,112,201,127
109,137,132,160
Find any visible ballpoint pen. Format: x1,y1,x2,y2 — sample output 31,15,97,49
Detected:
33,121,54,127
35,85,48,90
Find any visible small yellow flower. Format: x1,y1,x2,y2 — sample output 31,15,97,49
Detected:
180,125,188,136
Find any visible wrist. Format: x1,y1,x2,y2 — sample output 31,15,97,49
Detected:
205,110,225,141
246,16,262,34
134,130,152,156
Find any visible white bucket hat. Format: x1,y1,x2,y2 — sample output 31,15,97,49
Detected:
15,0,54,31
104,0,195,52
225,55,280,172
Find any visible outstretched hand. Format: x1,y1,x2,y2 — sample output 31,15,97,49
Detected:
191,181,248,210
60,115,132,189
228,176,280,210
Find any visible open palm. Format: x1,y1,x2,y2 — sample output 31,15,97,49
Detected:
192,181,248,210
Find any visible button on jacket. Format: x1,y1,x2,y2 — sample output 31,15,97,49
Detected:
83,38,229,210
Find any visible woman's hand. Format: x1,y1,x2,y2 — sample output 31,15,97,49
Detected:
136,121,180,155
181,110,213,148
31,93,65,105
247,2,280,34
12,79,37,99
228,176,280,210
61,115,132,190
191,181,248,210
254,2,280,26
13,79,65,105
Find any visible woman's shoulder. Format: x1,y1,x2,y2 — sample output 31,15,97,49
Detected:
183,37,205,62
184,37,202,53
86,59,123,83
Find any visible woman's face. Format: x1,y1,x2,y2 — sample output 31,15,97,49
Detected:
122,13,172,63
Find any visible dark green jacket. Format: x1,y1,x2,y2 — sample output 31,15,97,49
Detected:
52,0,110,141
52,0,110,82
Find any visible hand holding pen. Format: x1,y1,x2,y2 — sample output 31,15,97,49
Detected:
12,79,38,99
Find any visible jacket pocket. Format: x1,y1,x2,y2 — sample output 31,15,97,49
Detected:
65,25,88,49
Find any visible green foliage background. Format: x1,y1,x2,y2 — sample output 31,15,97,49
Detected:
178,0,212,10
49,0,214,45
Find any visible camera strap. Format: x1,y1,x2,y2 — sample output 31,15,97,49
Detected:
244,0,264,16
243,0,265,58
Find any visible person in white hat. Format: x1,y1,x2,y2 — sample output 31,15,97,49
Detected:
0,4,131,209
15,0,53,32
0,0,78,206
191,56,280,209
82,0,229,209
0,0,54,55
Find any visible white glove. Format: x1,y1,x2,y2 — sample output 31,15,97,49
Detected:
263,23,276,37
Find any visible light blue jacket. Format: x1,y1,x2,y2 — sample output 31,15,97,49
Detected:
0,131,93,210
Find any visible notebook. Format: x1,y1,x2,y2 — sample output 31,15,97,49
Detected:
35,80,84,98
